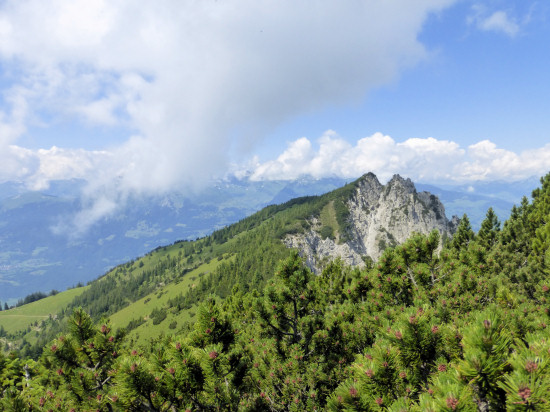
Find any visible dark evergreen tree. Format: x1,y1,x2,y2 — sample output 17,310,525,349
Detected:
450,214,475,253
477,207,501,249
530,173,550,276
255,252,323,358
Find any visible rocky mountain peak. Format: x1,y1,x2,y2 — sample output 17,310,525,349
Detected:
387,174,416,194
283,173,457,272
355,172,383,192
358,172,382,185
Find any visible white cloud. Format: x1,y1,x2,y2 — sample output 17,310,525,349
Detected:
0,84,29,147
480,11,519,37
468,6,520,37
248,133,550,184
0,145,110,190
0,0,458,232
460,140,550,181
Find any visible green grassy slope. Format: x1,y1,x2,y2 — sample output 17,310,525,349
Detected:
0,286,87,334
108,257,232,344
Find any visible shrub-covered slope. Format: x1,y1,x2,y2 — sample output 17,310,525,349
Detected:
1,173,549,410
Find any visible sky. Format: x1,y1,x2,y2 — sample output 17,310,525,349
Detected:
0,0,549,230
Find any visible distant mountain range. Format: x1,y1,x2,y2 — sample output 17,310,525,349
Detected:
0,175,538,303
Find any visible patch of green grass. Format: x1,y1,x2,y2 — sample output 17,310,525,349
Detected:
108,257,229,345
333,199,352,243
0,286,88,335
319,201,338,241
125,303,200,346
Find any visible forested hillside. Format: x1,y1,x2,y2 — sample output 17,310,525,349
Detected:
1,173,549,410
0,177,351,303
1,179,363,357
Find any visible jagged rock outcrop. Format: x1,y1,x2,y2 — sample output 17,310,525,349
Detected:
284,173,458,272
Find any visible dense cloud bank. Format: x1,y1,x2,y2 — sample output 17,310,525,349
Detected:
247,132,550,184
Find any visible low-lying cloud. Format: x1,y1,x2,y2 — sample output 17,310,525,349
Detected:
247,131,550,184
6,130,550,236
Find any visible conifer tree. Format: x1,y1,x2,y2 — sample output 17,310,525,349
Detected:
498,199,531,265
426,369,477,412
115,297,248,411
0,351,29,410
398,230,441,290
450,214,475,253
498,331,550,410
38,308,124,410
525,173,550,282
529,173,550,233
477,207,501,249
255,251,323,358
315,258,348,306
327,305,453,410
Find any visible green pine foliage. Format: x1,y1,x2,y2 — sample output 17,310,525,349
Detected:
477,208,501,249
450,214,475,253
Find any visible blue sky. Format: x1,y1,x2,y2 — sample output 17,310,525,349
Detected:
260,1,550,156
0,0,548,230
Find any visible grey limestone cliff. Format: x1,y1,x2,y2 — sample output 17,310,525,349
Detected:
284,173,458,272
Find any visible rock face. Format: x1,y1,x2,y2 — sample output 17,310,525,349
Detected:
283,173,458,272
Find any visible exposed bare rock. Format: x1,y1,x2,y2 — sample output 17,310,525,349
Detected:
283,173,457,272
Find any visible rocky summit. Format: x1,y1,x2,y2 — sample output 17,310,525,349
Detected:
284,173,458,272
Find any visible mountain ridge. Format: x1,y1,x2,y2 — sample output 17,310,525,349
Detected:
1,173,549,410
